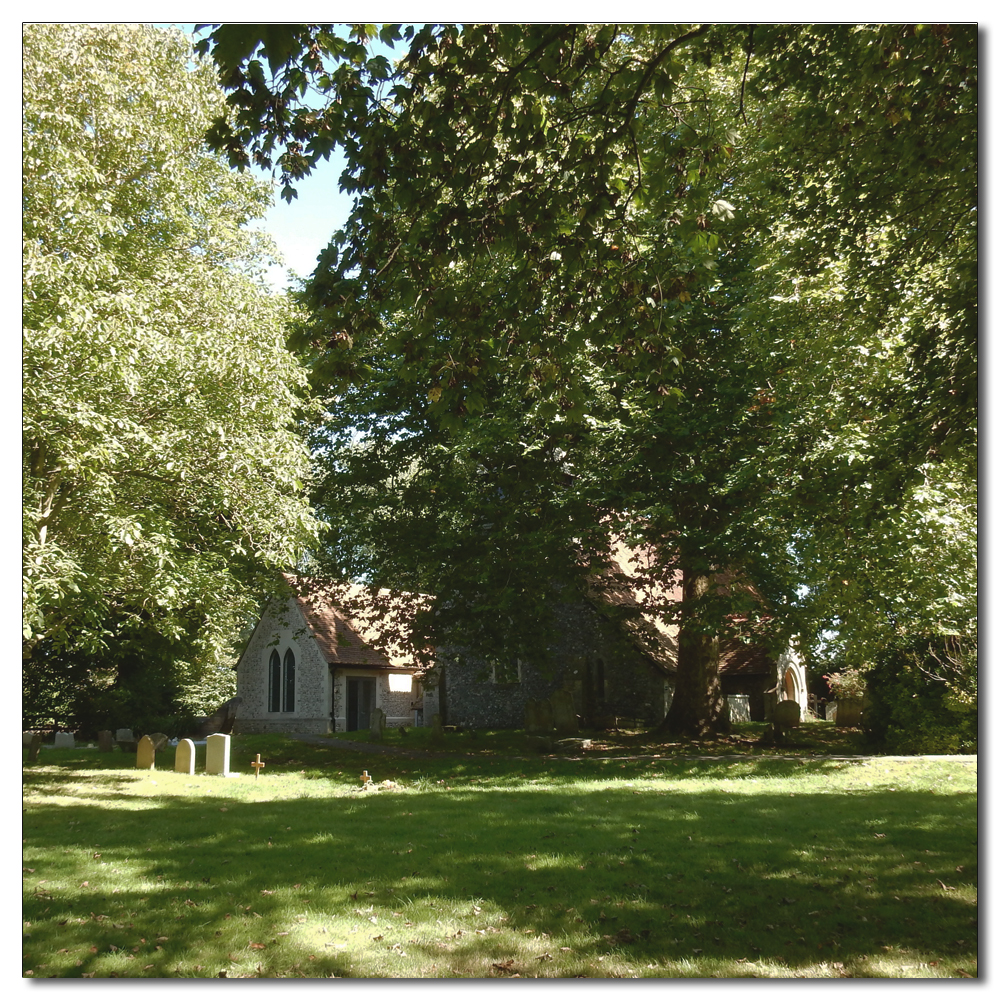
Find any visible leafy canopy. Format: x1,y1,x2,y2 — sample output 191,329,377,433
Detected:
195,23,976,709
22,24,320,689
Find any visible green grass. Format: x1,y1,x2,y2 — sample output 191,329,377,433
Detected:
22,729,977,979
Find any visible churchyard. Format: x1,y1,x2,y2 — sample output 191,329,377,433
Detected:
23,727,977,979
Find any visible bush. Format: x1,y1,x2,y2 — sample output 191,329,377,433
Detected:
863,636,977,754
824,667,869,701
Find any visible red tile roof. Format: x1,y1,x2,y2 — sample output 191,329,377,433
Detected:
584,538,774,677
283,576,430,672
281,535,773,680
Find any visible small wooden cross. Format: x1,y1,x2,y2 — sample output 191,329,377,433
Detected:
360,770,372,786
250,754,265,780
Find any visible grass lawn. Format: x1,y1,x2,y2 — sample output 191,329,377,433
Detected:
22,724,977,979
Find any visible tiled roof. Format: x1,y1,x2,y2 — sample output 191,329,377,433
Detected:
719,640,773,677
281,539,774,680
283,575,430,672
584,538,774,677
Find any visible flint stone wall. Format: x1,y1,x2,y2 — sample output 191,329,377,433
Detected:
439,599,670,729
234,597,331,735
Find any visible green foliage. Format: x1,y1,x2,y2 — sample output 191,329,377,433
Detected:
24,619,210,737
195,23,976,733
22,25,320,697
824,669,869,703
863,636,978,754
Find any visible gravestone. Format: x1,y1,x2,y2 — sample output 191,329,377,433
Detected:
773,699,801,729
369,707,386,741
759,699,801,746
205,733,231,776
27,733,43,763
116,728,138,753
726,694,752,724
136,734,156,770
525,698,555,735
54,732,75,749
147,732,169,751
834,699,863,728
97,730,114,753
550,688,579,736
22,732,36,747
187,697,243,740
174,738,195,775
429,712,445,745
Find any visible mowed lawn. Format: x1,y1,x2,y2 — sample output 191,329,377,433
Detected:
23,729,977,979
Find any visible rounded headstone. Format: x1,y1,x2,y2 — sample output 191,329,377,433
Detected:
773,699,801,729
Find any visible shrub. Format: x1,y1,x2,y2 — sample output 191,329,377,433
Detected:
864,636,977,754
824,667,869,701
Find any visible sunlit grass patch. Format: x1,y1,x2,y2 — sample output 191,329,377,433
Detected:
23,741,976,978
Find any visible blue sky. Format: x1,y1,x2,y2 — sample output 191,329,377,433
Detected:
164,23,362,288
253,151,352,289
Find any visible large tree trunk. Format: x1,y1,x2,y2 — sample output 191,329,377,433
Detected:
656,568,729,737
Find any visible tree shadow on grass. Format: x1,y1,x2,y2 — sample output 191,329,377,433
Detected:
23,768,977,978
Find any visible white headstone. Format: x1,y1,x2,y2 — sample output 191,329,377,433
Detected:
174,738,196,775
54,732,75,749
116,728,134,742
205,733,231,776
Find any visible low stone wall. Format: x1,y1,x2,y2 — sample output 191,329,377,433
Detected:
233,717,331,735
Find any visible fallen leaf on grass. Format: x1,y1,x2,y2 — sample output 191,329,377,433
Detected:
249,943,266,950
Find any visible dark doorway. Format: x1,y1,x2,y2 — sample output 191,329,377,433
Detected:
347,677,376,731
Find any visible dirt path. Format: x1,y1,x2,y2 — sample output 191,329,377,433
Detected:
286,733,974,765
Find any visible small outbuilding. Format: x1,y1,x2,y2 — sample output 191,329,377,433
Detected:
233,577,430,735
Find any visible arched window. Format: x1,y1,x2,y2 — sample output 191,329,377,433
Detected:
283,648,296,712
268,650,281,712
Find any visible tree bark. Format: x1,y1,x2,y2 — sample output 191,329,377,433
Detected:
656,567,729,737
